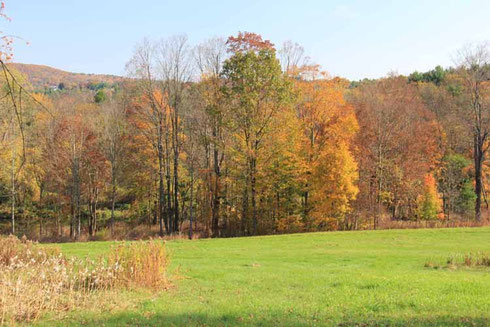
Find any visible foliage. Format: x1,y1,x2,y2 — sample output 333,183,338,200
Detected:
417,174,442,220
409,65,447,85
94,89,107,103
349,76,444,225
0,35,487,240
438,154,475,216
294,68,358,228
221,32,292,235
457,180,477,214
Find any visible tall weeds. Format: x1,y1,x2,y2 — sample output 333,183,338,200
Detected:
425,252,490,270
0,236,169,324
107,240,169,289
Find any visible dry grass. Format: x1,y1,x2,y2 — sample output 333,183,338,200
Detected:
107,240,169,289
425,252,490,270
0,235,60,266
36,223,202,243
380,218,489,230
0,236,169,325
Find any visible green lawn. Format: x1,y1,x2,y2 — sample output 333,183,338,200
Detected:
38,227,490,326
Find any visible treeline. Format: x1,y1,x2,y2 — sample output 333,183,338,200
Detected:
0,33,488,239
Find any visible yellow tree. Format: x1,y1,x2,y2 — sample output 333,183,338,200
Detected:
0,67,35,234
417,173,442,220
294,66,359,230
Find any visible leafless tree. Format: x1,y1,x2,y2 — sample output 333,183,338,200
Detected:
126,38,168,236
455,42,490,221
279,40,308,75
100,95,128,235
193,37,228,236
156,35,193,233
127,35,193,235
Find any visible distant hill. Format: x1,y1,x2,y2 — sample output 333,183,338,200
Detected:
8,63,127,90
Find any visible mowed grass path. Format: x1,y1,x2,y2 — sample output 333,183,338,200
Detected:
40,228,490,326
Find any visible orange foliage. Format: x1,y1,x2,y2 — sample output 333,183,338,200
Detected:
226,31,274,53
294,67,359,228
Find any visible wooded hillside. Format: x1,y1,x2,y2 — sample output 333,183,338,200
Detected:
9,63,126,90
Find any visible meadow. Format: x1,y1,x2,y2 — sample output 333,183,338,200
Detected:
29,227,490,326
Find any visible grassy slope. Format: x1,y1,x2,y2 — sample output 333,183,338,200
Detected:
39,228,490,326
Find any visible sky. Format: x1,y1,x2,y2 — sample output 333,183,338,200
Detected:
4,0,490,81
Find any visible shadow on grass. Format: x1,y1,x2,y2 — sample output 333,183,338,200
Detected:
59,312,490,327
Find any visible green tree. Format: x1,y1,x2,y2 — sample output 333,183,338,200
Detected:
457,180,477,214
222,32,291,235
94,90,107,103
438,154,475,218
409,66,446,85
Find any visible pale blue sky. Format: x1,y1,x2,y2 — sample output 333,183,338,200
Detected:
5,0,490,80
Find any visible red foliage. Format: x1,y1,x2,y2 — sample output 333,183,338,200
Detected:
226,31,274,53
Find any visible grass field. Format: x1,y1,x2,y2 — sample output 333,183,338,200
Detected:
36,227,490,326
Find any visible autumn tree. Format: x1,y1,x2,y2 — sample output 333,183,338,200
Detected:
222,32,291,235
0,67,40,235
349,76,443,227
417,173,442,220
293,66,358,230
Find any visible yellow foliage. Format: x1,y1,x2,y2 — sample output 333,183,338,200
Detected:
294,71,359,228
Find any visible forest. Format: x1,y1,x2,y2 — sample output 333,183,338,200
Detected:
0,32,488,240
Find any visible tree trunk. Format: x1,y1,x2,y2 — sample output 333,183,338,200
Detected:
165,127,172,234
71,157,80,239
10,144,15,235
474,133,483,222
189,167,194,240
251,156,257,235
158,131,165,237
88,186,98,237
242,171,249,235
77,181,81,238
173,105,180,234
211,144,221,237
173,150,179,233
110,164,116,235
